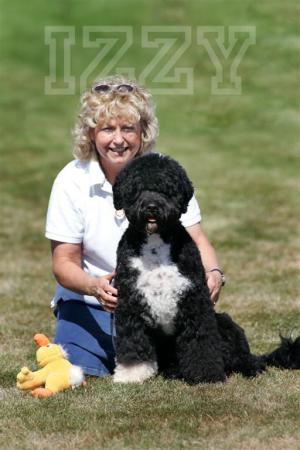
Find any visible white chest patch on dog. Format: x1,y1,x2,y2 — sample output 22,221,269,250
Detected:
130,235,191,335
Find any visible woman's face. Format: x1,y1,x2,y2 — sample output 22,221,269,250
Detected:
92,116,142,170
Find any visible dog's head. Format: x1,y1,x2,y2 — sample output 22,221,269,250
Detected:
113,153,194,234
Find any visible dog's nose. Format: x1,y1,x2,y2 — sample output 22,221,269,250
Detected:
146,204,157,214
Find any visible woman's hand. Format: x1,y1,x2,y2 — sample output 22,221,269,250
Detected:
185,223,224,307
90,272,118,312
205,270,222,305
51,241,118,312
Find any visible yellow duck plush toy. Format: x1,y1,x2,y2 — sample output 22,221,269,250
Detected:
16,334,85,398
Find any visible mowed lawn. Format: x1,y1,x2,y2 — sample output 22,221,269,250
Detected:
0,0,300,449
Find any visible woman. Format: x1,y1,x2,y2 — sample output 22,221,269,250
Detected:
45,75,225,376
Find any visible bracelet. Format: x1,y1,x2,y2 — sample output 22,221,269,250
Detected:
207,268,226,287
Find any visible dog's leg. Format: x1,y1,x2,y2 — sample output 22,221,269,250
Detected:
176,333,226,384
113,361,158,383
113,297,158,383
175,295,226,384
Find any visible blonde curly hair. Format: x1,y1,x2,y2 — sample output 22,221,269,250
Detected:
73,75,159,160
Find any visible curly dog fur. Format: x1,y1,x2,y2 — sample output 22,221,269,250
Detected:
112,153,300,384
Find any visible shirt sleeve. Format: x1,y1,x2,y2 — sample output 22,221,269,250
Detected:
180,194,202,228
45,170,84,244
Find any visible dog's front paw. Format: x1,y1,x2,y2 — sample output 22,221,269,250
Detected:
113,361,158,383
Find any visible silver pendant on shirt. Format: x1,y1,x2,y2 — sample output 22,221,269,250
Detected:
115,209,125,220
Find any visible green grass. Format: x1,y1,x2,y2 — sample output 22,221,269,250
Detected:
1,0,300,448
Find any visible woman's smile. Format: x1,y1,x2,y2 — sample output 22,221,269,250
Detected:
91,117,142,175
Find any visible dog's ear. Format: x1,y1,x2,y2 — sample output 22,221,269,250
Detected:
167,158,194,209
182,169,194,203
113,168,126,210
113,162,139,210
179,167,194,205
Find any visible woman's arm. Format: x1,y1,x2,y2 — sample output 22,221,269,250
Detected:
185,223,224,304
51,241,118,312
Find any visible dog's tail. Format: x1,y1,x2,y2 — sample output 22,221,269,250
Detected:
259,335,300,369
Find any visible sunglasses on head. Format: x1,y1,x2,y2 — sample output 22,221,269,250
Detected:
93,83,135,93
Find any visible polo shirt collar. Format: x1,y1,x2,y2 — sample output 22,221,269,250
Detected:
89,159,113,194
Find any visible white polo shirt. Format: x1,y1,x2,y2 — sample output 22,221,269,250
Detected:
45,158,201,307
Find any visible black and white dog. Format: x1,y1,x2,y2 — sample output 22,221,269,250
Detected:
112,153,300,384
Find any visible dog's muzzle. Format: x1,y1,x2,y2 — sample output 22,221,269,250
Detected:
125,192,181,234
144,203,159,234
146,219,158,234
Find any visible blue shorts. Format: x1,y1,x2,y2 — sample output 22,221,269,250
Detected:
54,300,116,377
